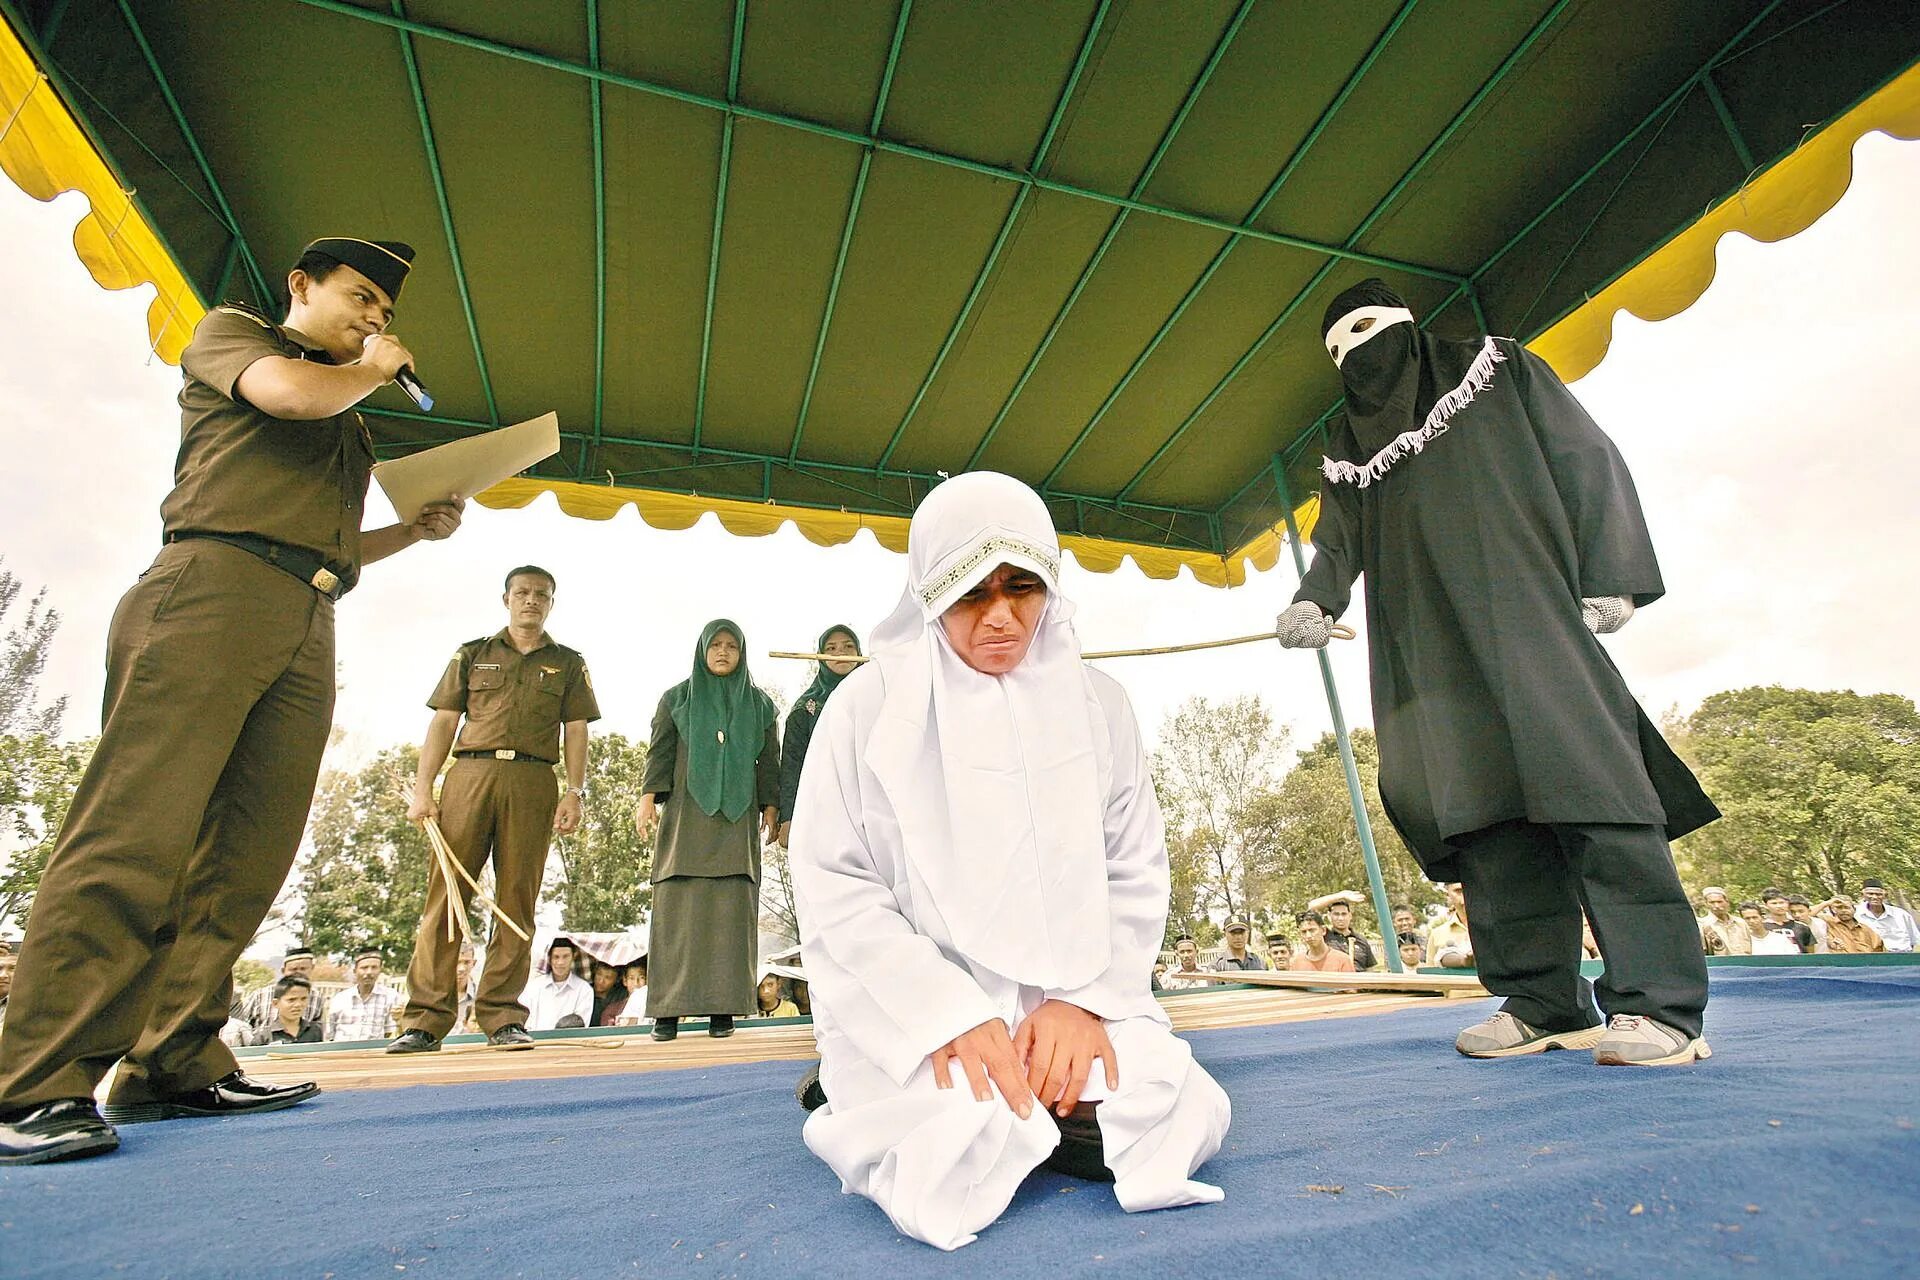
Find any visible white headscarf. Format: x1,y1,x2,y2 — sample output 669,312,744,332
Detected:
864,472,1111,990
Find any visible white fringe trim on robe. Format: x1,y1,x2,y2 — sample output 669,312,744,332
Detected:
1321,336,1505,488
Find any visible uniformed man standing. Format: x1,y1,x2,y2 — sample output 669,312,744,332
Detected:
388,566,599,1054
0,238,464,1165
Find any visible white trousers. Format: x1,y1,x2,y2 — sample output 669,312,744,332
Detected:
803,1016,1230,1250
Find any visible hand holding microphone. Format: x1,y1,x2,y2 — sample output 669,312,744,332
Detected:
361,332,435,411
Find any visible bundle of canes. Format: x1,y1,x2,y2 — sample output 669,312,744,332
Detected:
414,802,532,946
769,623,1355,666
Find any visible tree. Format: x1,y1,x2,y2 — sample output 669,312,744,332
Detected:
0,734,93,934
1666,686,1920,898
546,732,654,931
0,560,67,737
1152,695,1289,927
1245,729,1436,932
298,745,439,966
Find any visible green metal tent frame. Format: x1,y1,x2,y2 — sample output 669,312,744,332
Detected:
6,0,1917,964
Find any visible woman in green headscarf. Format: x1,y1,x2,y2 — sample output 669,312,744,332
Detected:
775,624,862,846
634,619,780,1041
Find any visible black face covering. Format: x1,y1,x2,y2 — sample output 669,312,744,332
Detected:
1323,279,1423,454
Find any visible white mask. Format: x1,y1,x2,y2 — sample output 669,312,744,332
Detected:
1324,305,1414,367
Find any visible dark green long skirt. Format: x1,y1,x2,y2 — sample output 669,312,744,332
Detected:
647,874,757,1017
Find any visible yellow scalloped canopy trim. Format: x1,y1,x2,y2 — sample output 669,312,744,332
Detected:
476,476,1286,588
0,24,202,362
4,10,1912,588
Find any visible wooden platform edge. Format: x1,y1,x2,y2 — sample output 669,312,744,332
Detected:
1179,970,1488,996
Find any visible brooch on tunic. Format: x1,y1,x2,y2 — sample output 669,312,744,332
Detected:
1321,337,1505,489
805,698,818,714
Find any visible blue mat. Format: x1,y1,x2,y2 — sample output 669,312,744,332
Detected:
5,968,1917,1278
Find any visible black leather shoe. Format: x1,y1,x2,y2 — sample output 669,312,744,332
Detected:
0,1098,120,1165
708,1014,735,1039
651,1017,679,1042
102,1071,319,1125
487,1023,535,1050
386,1030,442,1055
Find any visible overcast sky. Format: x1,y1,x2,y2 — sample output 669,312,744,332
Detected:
2,133,1916,775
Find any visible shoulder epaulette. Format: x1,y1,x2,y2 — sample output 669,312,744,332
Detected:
212,300,277,331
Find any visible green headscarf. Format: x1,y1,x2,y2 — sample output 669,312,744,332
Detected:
797,624,862,713
669,619,775,820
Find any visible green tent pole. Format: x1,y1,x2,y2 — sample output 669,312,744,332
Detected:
1270,454,1403,973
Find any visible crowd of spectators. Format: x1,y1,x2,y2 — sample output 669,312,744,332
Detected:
1699,878,1915,956
1149,873,1915,989
201,931,816,1048
14,872,1906,1053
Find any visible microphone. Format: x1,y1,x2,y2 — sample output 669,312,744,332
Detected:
364,332,435,412
395,366,435,412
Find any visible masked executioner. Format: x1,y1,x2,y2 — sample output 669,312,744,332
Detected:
1277,279,1720,1068
789,472,1230,1250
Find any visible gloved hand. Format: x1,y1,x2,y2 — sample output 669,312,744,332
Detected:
1276,600,1334,649
1581,595,1635,634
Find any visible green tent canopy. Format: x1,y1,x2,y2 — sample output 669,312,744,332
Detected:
2,0,1916,583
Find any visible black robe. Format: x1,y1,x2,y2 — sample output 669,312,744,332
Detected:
1294,336,1717,880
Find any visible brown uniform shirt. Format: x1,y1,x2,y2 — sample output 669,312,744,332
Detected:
430,631,600,761
167,305,374,577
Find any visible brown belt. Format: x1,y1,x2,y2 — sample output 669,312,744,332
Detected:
453,749,556,766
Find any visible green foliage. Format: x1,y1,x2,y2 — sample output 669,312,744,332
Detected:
0,561,67,738
1153,695,1289,931
1244,729,1436,933
546,732,654,931
1667,686,1920,898
298,745,438,966
232,957,274,997
0,734,93,933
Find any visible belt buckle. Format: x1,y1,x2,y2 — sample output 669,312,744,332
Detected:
493,749,517,761
309,566,341,596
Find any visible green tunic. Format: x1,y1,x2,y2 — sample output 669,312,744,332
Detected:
642,690,779,1016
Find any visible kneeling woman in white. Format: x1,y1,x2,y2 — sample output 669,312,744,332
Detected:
790,472,1230,1251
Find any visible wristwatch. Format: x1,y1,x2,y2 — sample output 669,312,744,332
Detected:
565,786,587,801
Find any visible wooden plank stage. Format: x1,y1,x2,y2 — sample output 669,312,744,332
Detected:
238,986,1491,1093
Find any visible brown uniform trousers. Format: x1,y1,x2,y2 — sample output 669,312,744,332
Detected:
401,759,559,1037
0,540,334,1109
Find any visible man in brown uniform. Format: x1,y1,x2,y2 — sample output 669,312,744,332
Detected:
0,238,464,1165
388,566,599,1053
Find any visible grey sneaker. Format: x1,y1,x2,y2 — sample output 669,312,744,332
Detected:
1593,1014,1711,1066
1455,1011,1605,1058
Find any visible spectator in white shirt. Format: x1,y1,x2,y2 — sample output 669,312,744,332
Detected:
522,937,594,1031
1157,935,1212,990
327,950,402,1041
1855,879,1918,953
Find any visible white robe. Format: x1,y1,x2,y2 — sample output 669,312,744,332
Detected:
791,664,1230,1250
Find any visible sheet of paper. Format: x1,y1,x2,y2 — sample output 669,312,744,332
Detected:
373,412,561,522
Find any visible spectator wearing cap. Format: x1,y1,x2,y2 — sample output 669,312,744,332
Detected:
1786,895,1827,953
326,950,402,1042
239,946,328,1040
1209,917,1267,972
1698,888,1750,956
1760,889,1815,954
1307,891,1378,970
1816,895,1885,954
1265,933,1294,971
1159,936,1212,989
1397,933,1426,970
521,938,593,1033
248,978,322,1045
1292,913,1357,974
1855,880,1918,953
